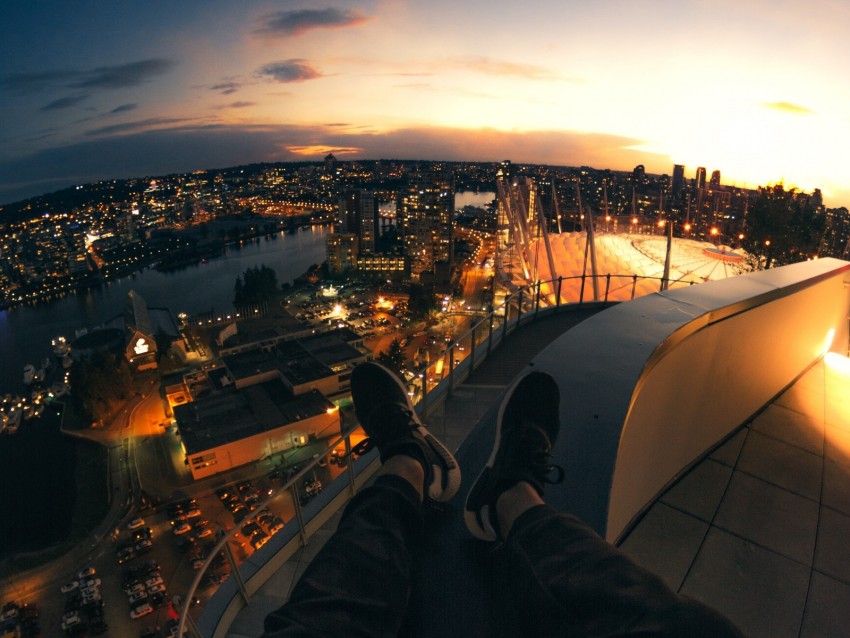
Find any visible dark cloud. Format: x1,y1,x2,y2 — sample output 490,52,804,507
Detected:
41,94,90,111
0,123,667,206
109,103,138,114
216,101,255,109
255,8,369,37
211,82,240,95
4,59,175,98
4,69,76,94
86,117,190,137
71,58,175,89
257,60,322,83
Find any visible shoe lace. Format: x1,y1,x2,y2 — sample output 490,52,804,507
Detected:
350,405,417,458
512,423,564,486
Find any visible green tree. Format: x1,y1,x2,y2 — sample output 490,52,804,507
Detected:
377,339,406,376
743,185,825,268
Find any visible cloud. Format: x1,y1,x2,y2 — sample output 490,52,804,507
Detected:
4,70,75,94
109,103,138,114
3,59,175,96
0,122,665,206
257,60,322,83
71,58,175,89
41,94,90,111
215,101,255,109
287,145,363,156
86,117,191,137
763,101,813,115
255,8,369,37
211,82,240,95
453,56,564,81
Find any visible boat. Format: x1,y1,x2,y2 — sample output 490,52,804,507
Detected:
52,336,70,357
5,407,21,434
49,382,70,398
23,364,35,385
33,368,46,384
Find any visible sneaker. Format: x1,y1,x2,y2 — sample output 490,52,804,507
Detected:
464,370,563,541
350,362,461,502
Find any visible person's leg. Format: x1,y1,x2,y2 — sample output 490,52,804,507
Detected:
262,459,424,638
499,490,743,638
466,370,743,638
262,362,461,638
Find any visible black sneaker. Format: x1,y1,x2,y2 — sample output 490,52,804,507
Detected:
464,370,563,541
350,362,461,502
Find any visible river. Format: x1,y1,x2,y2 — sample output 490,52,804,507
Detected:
0,226,329,393
0,191,495,394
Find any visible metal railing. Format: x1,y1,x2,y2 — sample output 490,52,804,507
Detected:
178,271,692,637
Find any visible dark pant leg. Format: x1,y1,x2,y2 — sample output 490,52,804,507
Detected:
502,505,744,638
262,474,423,638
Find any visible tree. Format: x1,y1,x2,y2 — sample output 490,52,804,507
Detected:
377,339,406,376
408,283,436,319
233,264,279,306
742,185,825,268
70,352,134,424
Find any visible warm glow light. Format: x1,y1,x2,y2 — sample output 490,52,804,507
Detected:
684,223,692,231
824,328,836,354
710,227,719,236
824,352,850,375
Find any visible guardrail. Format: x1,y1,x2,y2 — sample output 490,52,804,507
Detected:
177,270,696,637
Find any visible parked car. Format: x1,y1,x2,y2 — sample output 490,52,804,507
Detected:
145,575,163,588
128,590,148,605
135,539,153,553
77,566,96,580
127,517,145,530
133,527,153,541
267,517,285,535
124,582,145,596
130,603,153,619
60,581,79,594
173,522,192,535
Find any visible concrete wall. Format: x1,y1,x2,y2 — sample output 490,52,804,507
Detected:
533,258,850,542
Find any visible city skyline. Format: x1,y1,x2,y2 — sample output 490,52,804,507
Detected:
2,1,849,207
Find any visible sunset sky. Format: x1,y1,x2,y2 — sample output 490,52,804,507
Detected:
2,0,849,206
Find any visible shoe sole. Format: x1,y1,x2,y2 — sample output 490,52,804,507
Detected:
356,363,461,502
463,372,527,541
419,426,461,502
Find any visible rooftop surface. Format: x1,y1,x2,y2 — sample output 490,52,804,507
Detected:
174,380,332,455
224,306,850,638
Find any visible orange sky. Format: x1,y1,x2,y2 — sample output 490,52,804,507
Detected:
2,1,849,206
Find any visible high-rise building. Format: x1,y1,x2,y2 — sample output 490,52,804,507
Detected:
632,165,646,184
339,190,379,254
695,167,707,191
671,165,685,194
398,168,455,279
709,170,721,189
324,153,337,174
326,233,358,275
